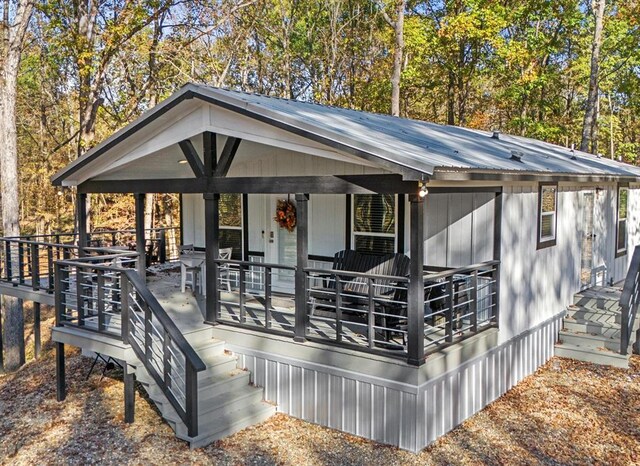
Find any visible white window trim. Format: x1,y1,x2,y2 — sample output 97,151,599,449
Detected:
537,183,558,249
351,194,397,253
616,185,629,256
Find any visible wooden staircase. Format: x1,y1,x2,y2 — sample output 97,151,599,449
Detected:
127,327,274,447
556,286,639,368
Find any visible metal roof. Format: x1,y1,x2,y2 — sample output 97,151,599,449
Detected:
53,83,640,184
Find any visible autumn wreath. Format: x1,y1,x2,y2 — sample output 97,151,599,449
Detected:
274,199,297,232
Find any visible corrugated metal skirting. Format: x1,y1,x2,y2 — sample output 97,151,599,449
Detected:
233,315,562,453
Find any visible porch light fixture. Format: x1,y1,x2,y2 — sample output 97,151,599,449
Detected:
178,159,188,164
418,182,428,198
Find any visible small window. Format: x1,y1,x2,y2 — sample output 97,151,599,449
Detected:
616,185,629,257
219,193,242,259
537,183,557,249
352,194,396,255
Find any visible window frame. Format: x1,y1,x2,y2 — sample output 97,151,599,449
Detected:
615,183,629,258
218,193,243,260
537,182,558,250
351,194,397,255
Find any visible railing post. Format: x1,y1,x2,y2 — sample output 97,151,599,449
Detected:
5,240,12,282
31,243,40,291
159,229,166,264
265,266,272,328
445,276,454,343
294,193,309,343
76,265,85,327
97,270,105,333
204,193,220,325
335,275,343,343
17,241,25,285
368,277,375,349
121,274,130,344
407,194,425,365
47,246,54,293
470,270,478,332
185,362,199,438
239,264,246,323
124,364,135,424
56,342,66,401
492,264,500,325
620,304,629,355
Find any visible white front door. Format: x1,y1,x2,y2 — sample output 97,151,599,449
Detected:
580,191,595,289
265,195,297,292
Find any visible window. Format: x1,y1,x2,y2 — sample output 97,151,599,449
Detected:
537,183,557,249
352,194,396,255
616,185,629,257
219,193,242,259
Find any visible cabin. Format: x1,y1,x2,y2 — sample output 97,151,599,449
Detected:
2,83,639,452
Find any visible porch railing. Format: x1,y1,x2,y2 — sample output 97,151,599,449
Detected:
423,261,499,355
620,245,640,355
55,253,205,437
211,257,499,363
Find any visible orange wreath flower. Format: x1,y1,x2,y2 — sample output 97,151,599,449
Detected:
274,199,296,232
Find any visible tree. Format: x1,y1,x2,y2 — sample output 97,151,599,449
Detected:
0,0,34,371
580,0,606,153
381,0,405,116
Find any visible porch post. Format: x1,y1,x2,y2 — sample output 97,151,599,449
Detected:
76,192,88,257
55,342,66,401
407,194,425,366
134,193,146,279
204,193,220,324
294,193,309,342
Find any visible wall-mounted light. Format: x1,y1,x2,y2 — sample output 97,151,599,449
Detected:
178,159,188,164
418,181,428,198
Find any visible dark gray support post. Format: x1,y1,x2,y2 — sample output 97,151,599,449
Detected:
493,191,503,325
77,193,88,257
134,193,146,279
33,302,41,358
158,229,166,264
56,342,66,401
407,194,425,366
204,193,220,324
294,193,309,343
120,275,130,343
124,364,135,423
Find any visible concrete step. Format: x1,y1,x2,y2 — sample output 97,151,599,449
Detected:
555,341,629,369
558,329,621,352
176,402,276,448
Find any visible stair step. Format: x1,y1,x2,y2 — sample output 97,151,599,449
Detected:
162,384,263,422
555,341,629,368
559,330,621,352
190,339,225,355
183,328,215,346
175,402,276,448
565,308,621,325
199,353,238,378
562,319,622,338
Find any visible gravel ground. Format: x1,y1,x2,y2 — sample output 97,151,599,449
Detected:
1,311,639,465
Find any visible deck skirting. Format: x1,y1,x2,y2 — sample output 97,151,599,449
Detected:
230,312,563,452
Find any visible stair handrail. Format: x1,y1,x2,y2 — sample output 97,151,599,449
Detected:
121,269,206,438
619,245,640,355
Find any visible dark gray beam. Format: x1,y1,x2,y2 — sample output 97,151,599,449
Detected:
79,174,419,195
204,193,220,325
134,193,146,279
178,139,206,178
215,137,241,177
407,194,425,366
203,131,217,177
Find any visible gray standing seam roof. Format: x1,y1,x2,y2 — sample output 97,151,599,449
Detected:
52,83,640,184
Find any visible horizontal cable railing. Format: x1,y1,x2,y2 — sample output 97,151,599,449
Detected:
122,270,206,438
215,258,296,334
306,268,409,352
620,245,640,355
0,238,78,292
54,253,139,336
423,260,499,355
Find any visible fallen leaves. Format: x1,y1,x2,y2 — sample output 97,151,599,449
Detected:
1,314,640,465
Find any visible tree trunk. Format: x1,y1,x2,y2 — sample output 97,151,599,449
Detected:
388,0,404,117
580,0,606,153
0,0,34,371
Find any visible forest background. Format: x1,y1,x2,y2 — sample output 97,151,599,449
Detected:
2,0,640,236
